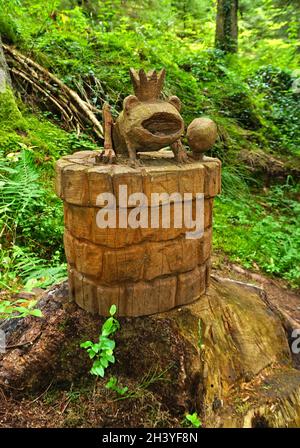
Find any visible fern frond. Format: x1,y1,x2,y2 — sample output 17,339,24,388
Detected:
0,150,42,216
0,150,44,241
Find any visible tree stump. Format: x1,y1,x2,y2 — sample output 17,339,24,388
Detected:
55,150,221,316
1,276,300,427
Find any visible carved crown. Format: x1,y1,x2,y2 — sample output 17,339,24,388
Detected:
129,68,166,101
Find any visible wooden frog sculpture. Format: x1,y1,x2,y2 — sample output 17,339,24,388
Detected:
101,68,188,166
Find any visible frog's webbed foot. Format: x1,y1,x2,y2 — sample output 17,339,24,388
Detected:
96,147,117,164
127,145,143,168
176,149,190,163
129,157,143,168
103,147,117,164
171,139,189,164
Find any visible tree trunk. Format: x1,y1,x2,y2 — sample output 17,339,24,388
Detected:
215,0,238,53
0,34,12,89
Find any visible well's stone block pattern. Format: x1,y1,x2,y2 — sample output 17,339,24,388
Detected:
56,151,221,316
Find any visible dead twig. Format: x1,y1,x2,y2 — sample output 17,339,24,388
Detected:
26,380,53,405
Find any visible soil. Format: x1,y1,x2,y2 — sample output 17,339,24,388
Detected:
0,377,181,428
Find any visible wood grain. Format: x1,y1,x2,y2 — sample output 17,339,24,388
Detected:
57,151,221,316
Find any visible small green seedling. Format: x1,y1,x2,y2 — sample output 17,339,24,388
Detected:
80,304,119,377
106,376,128,396
185,412,202,428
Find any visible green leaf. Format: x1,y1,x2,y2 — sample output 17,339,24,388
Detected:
91,364,104,377
100,357,109,368
105,376,128,395
101,318,113,336
107,354,115,363
80,341,93,348
109,304,117,316
100,339,115,350
119,386,128,395
91,344,100,353
80,304,120,379
29,309,43,317
186,412,201,428
88,350,96,359
106,376,117,389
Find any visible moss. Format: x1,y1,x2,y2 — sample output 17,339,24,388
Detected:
0,87,26,131
0,130,23,152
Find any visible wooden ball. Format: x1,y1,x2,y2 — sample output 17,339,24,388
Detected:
187,118,218,156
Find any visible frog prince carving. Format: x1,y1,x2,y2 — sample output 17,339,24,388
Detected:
101,68,188,166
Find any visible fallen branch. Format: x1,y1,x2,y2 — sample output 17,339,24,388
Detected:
11,68,74,124
3,44,103,140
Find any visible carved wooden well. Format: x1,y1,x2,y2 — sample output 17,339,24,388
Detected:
56,150,221,316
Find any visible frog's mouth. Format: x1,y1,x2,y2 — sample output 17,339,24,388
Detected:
142,113,182,136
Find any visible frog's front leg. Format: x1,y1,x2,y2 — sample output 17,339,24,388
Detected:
125,139,143,168
101,102,117,164
171,139,189,163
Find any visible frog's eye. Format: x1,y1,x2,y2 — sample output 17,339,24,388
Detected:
168,96,181,112
123,95,139,113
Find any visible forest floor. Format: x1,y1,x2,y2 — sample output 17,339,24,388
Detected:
0,256,299,429
212,252,300,328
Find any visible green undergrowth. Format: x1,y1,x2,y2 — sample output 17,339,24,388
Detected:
0,98,99,292
214,174,300,288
